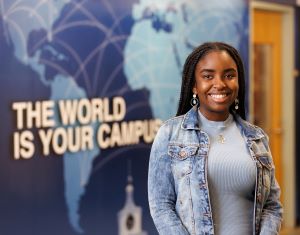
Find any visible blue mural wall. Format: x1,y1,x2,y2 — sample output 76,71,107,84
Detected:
0,0,249,234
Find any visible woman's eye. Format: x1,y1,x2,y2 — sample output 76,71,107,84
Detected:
225,74,235,79
203,74,213,79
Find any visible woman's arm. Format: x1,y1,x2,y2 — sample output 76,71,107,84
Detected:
148,125,189,235
259,169,283,235
259,137,283,235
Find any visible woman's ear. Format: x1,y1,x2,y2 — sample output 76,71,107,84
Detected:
192,87,197,94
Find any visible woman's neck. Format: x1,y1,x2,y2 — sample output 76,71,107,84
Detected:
198,108,230,121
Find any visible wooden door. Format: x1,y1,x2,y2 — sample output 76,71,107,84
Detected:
252,10,283,188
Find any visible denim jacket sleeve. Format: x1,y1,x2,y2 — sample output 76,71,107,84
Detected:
259,136,283,235
148,123,190,235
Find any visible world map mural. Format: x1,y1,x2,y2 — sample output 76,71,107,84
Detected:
0,0,249,234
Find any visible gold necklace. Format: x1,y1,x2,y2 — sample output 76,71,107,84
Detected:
217,134,226,144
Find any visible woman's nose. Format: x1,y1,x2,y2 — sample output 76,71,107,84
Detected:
213,76,226,89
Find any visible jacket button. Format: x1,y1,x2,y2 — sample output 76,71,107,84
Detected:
257,194,262,203
179,151,187,158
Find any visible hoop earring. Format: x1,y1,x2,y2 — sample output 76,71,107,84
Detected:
190,93,199,107
235,99,239,110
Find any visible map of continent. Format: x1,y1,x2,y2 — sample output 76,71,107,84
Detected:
0,0,248,234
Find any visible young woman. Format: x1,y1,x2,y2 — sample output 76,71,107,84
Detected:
148,42,282,235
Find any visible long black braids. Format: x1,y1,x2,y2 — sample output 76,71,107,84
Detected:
176,42,246,120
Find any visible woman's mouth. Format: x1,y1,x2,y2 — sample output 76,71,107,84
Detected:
209,93,230,103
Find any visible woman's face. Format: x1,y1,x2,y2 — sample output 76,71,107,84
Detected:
193,50,239,121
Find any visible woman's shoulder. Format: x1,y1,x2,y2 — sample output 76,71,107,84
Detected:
235,116,269,140
153,114,185,142
160,114,185,128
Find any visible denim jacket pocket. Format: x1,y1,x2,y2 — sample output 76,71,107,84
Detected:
168,144,198,178
257,154,273,170
257,154,273,193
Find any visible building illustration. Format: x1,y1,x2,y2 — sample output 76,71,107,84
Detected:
118,171,147,235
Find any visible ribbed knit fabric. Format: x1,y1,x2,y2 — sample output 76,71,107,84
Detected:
198,111,256,235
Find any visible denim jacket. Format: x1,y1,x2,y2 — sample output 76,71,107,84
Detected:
148,107,283,235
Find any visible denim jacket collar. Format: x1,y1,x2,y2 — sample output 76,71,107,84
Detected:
181,106,265,141
181,106,201,130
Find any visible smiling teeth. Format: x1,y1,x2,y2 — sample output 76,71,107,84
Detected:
210,94,227,99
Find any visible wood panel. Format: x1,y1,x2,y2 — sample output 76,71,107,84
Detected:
253,10,283,188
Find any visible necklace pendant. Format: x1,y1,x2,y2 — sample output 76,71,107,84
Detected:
217,134,225,144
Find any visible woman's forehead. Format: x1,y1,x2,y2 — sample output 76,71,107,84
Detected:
196,50,237,70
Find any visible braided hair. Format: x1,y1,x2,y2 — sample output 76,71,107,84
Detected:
176,42,246,120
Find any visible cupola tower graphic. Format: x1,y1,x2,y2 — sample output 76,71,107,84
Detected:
117,163,147,235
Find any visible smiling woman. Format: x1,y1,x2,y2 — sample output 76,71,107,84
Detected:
148,42,283,235
193,50,239,121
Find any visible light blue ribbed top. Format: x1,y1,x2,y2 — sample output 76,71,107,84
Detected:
198,110,256,235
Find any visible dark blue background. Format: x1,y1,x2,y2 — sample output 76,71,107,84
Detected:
0,0,157,234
